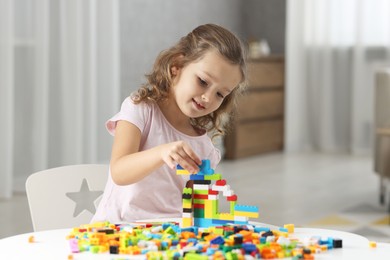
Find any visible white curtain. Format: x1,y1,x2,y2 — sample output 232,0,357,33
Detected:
0,0,120,198
285,0,390,154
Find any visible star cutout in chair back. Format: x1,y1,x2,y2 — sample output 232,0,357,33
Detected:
65,178,103,217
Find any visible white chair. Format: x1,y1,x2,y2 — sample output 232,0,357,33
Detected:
26,164,108,231
374,68,390,212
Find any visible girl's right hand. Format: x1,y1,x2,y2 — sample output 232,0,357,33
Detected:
160,140,202,174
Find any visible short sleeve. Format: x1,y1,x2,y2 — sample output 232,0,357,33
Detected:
209,148,221,169
106,98,149,136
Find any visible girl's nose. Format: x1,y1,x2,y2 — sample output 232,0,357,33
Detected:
201,93,209,102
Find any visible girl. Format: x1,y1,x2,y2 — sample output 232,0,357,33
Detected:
92,24,247,223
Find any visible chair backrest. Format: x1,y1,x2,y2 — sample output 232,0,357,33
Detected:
375,68,390,129
374,68,390,173
26,164,108,231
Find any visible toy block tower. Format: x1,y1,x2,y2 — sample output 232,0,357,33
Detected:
176,160,259,228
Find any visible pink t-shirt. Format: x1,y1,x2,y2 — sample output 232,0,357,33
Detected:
92,97,221,223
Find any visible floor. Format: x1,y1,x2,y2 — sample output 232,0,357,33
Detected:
1,152,389,243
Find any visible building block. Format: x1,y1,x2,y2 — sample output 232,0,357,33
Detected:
28,235,35,243
218,213,234,221
198,159,214,175
204,200,214,219
227,195,237,201
208,189,219,195
182,187,192,196
204,174,222,181
193,198,206,204
193,184,209,190
190,174,207,180
234,205,259,213
176,164,189,175
234,211,259,218
183,200,192,209
284,224,295,233
193,203,205,209
182,217,193,228
194,208,204,218
222,189,234,197
194,189,208,195
182,212,192,218
211,184,228,192
230,201,236,214
211,200,219,218
208,195,218,200
193,180,211,185
194,218,213,227
215,179,226,186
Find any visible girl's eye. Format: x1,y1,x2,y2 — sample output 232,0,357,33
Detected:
198,77,208,87
217,92,224,99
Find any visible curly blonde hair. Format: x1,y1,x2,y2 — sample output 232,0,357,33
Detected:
132,24,247,138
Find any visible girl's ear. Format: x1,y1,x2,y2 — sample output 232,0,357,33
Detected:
171,66,179,76
171,54,184,76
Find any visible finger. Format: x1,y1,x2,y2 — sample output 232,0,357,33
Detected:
171,153,199,174
179,151,200,173
181,143,202,166
163,155,176,170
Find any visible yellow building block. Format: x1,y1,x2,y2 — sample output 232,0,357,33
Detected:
284,224,295,233
182,217,193,228
177,169,190,175
183,200,192,209
205,200,214,218
234,211,259,218
218,213,234,221
369,241,377,248
272,230,288,238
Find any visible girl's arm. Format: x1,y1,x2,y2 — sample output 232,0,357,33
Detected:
110,120,202,185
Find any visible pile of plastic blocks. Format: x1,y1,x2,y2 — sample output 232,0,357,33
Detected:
67,221,342,259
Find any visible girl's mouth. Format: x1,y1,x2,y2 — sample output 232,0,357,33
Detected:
192,99,205,110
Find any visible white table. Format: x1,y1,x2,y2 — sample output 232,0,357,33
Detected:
1,222,390,259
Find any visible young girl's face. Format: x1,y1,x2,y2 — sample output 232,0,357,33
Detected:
171,50,242,119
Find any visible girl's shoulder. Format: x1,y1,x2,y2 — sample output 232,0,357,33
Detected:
121,96,157,113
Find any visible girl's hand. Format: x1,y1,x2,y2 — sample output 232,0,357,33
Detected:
160,141,202,174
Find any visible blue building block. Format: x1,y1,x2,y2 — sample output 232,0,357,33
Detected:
180,226,199,236
194,218,213,227
233,220,249,225
242,243,257,254
254,226,270,233
234,205,259,213
189,174,206,180
198,160,214,175
211,219,232,225
279,227,288,233
210,236,224,245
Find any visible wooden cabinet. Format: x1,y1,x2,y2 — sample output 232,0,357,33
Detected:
224,55,285,159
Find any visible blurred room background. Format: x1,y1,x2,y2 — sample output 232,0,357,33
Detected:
1,0,390,241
